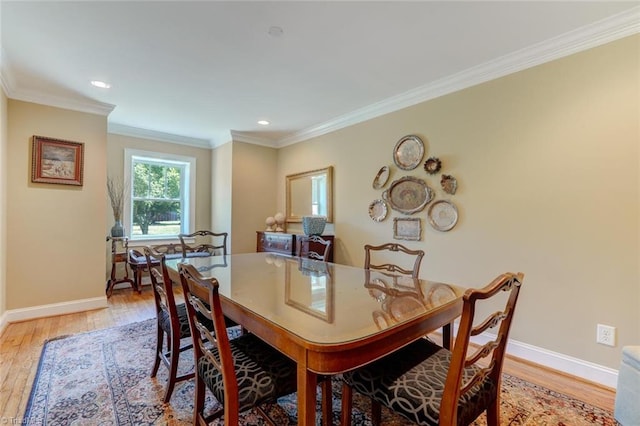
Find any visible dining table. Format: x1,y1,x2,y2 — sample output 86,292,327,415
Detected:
165,252,465,425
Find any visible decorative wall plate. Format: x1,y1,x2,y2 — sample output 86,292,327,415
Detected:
424,157,442,174
428,200,459,232
393,135,424,171
382,176,433,214
441,174,457,195
393,217,422,241
372,166,390,189
368,199,388,222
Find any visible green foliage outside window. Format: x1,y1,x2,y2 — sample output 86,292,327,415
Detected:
132,162,182,235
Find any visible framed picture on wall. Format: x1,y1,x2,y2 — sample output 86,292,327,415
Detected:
31,135,84,186
393,217,422,241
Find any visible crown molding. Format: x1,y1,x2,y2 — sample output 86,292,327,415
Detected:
277,6,640,147
8,86,115,116
229,130,278,148
108,123,212,149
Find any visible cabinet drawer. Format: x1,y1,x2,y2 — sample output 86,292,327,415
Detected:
257,232,295,256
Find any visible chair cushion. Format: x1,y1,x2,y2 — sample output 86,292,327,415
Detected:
158,303,192,338
343,339,496,426
198,333,297,413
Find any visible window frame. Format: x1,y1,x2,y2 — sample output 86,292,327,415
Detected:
123,148,196,242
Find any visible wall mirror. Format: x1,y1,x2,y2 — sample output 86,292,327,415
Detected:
286,166,333,223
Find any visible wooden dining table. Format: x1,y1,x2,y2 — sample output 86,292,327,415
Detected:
166,252,465,425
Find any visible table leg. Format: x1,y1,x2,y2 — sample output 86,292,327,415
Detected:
297,363,318,425
442,323,453,350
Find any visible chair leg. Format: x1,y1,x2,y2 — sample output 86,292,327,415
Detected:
486,397,500,426
371,400,382,426
341,382,353,426
321,379,332,426
163,330,181,403
194,374,206,425
151,324,163,377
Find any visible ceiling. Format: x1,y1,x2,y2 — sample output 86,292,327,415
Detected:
1,1,638,148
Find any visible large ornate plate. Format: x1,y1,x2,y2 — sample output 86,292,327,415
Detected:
428,200,459,231
382,176,433,215
393,135,424,170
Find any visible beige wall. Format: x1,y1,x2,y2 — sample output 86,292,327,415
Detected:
211,142,233,250
231,141,278,254
278,35,640,370
6,100,108,309
0,88,7,320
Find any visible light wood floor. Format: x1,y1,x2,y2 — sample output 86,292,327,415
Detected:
0,286,616,422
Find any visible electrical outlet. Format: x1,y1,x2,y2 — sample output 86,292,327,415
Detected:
596,324,616,347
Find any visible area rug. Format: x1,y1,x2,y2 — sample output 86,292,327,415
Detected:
24,319,617,425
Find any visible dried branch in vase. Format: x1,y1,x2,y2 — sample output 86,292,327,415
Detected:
107,176,125,222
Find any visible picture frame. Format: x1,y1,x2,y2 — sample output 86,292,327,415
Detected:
31,135,84,186
393,217,422,241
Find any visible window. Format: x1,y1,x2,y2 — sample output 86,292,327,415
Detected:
124,149,196,241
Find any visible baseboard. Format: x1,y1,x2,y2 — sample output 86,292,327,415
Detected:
0,311,8,338
3,297,108,323
472,332,619,389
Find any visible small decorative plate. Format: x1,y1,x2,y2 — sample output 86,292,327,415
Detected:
368,199,388,222
428,200,459,232
393,135,424,171
383,176,434,215
372,166,390,190
424,157,442,175
441,174,457,195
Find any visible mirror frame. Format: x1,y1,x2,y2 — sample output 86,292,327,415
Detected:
286,166,333,223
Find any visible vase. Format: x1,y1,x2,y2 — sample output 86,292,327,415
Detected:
111,221,124,237
302,216,327,236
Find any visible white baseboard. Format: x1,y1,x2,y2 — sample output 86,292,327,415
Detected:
472,332,619,389
3,297,108,324
0,311,8,338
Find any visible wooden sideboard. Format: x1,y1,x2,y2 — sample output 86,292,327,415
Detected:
256,231,334,262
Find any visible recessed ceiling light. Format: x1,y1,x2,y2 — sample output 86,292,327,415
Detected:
268,26,283,37
91,80,111,89
258,120,270,126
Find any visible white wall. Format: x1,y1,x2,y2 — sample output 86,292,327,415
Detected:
277,35,640,374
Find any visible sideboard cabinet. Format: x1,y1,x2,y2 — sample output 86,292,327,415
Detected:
256,231,334,262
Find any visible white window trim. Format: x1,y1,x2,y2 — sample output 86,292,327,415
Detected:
123,148,196,242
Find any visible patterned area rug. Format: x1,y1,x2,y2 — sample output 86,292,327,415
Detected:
24,319,617,425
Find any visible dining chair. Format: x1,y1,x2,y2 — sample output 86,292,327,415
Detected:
178,230,228,258
145,246,199,403
341,272,524,426
296,234,332,261
178,263,297,425
364,242,425,278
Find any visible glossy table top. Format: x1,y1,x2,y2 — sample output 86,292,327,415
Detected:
166,252,465,346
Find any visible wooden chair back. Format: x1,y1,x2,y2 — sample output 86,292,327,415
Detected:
296,235,332,261
440,272,524,425
178,263,239,422
364,243,424,277
178,230,228,258
144,246,180,325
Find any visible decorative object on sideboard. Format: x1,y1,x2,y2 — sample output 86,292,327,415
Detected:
423,156,442,175
372,165,390,189
440,174,457,195
107,176,125,237
274,212,286,232
382,176,434,215
302,216,327,236
265,216,276,231
31,135,85,186
428,200,459,232
368,199,388,222
393,135,425,171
